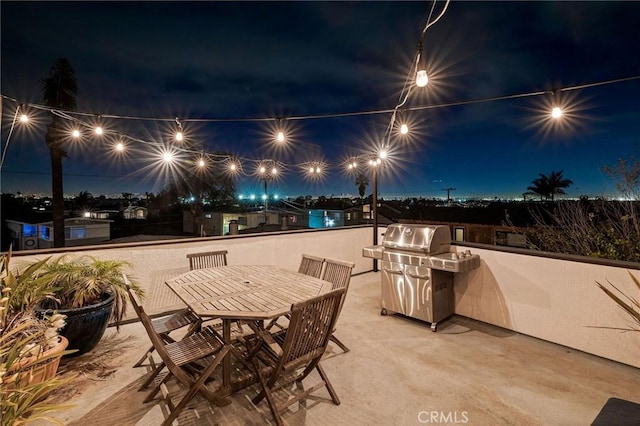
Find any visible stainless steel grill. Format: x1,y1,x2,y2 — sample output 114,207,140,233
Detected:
362,223,480,331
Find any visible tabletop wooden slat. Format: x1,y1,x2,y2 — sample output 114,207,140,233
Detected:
166,265,333,320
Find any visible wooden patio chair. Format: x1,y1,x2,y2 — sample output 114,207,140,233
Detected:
125,279,231,426
320,258,355,353
298,253,325,278
132,308,202,368
244,288,346,426
187,250,228,270
264,254,325,332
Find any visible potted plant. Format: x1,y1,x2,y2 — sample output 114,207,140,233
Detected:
1,250,74,424
25,254,145,356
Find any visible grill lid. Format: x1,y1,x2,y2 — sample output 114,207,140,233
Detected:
382,224,451,254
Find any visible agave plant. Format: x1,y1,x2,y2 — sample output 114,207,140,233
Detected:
595,271,640,332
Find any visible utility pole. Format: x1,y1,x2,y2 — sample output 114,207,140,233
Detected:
442,187,456,203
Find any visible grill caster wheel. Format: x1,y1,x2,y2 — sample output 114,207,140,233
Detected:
381,308,388,316
431,323,437,332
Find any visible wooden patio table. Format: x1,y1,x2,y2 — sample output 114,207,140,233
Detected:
165,265,334,394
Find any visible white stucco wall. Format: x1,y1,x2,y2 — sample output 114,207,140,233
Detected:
453,246,640,368
10,226,638,367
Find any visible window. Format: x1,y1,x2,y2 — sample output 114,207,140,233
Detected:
69,226,87,239
454,227,465,242
40,226,51,240
23,224,37,237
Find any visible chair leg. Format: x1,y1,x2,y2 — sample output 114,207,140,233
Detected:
162,346,230,425
330,333,350,353
144,370,173,403
133,346,155,367
316,363,340,405
253,362,284,426
139,361,165,391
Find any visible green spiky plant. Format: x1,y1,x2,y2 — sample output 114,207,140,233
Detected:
32,255,144,330
595,271,640,332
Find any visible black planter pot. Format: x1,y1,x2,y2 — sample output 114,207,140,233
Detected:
38,293,115,356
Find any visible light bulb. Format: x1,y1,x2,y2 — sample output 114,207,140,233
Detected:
400,123,409,134
416,70,429,87
378,150,388,160
551,107,563,119
115,142,124,152
95,126,103,135
71,129,81,138
271,167,277,175
309,167,315,173
20,114,29,123
229,163,237,171
259,166,266,174
348,163,353,170
176,131,184,141
163,152,173,162
198,159,205,167
276,131,285,142
315,167,321,174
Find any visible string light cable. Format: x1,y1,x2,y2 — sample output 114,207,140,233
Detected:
2,73,640,172
0,105,22,169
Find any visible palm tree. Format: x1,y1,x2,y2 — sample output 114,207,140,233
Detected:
527,170,573,201
527,175,550,201
43,58,78,247
355,174,369,201
547,170,573,201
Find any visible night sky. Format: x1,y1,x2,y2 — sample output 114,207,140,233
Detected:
2,1,639,199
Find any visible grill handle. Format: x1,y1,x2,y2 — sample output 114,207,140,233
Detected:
382,265,403,274
406,270,430,279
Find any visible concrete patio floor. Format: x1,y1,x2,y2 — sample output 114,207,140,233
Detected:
45,271,639,425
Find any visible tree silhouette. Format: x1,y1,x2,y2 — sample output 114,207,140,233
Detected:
355,173,369,201
527,170,573,201
43,58,78,247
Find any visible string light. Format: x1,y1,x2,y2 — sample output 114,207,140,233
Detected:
95,126,103,136
1,70,639,181
20,113,29,123
197,158,206,167
115,142,125,152
175,117,184,141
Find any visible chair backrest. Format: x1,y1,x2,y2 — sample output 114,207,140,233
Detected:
123,274,183,375
320,258,355,320
298,254,325,278
278,288,345,370
187,250,228,270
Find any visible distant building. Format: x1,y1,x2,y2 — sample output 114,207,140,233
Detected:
308,209,344,228
6,218,112,250
123,206,148,219
183,210,310,236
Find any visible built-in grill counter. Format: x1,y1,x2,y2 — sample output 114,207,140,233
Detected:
363,224,480,331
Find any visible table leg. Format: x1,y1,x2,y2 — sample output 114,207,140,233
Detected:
223,319,232,388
